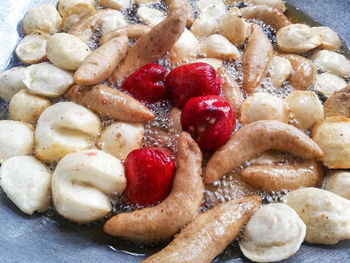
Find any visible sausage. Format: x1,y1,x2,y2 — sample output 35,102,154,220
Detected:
66,84,154,122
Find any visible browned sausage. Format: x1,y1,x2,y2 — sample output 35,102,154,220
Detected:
103,132,204,242
240,161,324,191
74,35,129,85
66,84,154,122
99,25,151,46
204,120,324,184
242,24,273,94
143,195,261,263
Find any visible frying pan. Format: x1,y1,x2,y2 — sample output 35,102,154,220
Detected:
1,0,350,262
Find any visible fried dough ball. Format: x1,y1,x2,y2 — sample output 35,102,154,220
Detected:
35,102,101,163
311,26,341,50
23,62,74,98
268,55,292,88
0,67,26,101
137,6,166,27
100,10,127,35
240,92,289,124
190,12,218,39
46,33,91,71
97,122,144,160
0,156,52,215
60,3,95,31
201,34,240,60
325,170,350,200
0,120,34,164
246,0,286,12
219,7,250,46
313,116,350,169
311,50,350,77
314,72,347,98
9,89,51,123
239,203,305,262
22,5,62,35
15,31,49,64
286,91,323,130
169,28,200,64
58,0,97,16
196,0,226,20
284,187,350,244
99,0,131,10
52,149,126,224
277,24,322,53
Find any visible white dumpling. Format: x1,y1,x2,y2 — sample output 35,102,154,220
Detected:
239,203,305,263
324,170,350,200
0,120,34,164
99,0,131,10
52,149,126,223
314,72,347,98
311,50,350,77
219,7,249,46
22,5,62,35
196,0,226,20
23,62,73,97
190,12,218,39
277,24,322,53
58,0,97,16
169,29,200,64
201,34,240,60
246,0,286,12
98,122,144,160
100,10,127,35
312,116,350,169
137,6,166,27
268,55,292,88
9,89,51,123
60,3,95,31
240,92,289,124
284,187,350,244
0,156,52,215
15,32,49,64
286,91,323,130
35,102,101,163
311,26,341,50
46,33,91,71
0,67,26,101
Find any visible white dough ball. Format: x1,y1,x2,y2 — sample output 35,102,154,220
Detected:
240,92,289,124
0,120,34,164
52,149,126,223
277,24,322,53
99,0,131,10
15,32,49,64
325,170,350,200
284,187,350,244
268,55,292,88
312,50,350,77
100,10,127,35
240,203,305,262
9,89,51,123
0,156,52,215
0,67,26,101
201,34,240,60
314,72,347,98
23,62,74,98
311,26,341,50
58,0,97,16
286,91,324,130
196,0,226,20
22,5,62,35
98,122,144,160
313,116,350,169
46,33,91,71
35,102,101,163
190,12,218,39
137,6,166,27
169,29,200,64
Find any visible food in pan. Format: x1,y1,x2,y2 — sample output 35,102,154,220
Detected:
0,0,350,262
